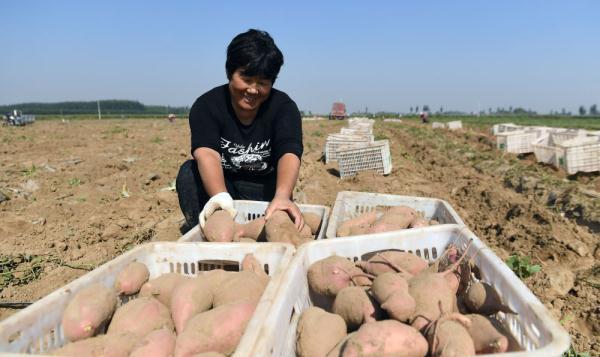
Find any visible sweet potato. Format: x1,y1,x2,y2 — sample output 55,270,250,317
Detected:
308,256,373,297
265,210,307,246
336,211,378,237
385,205,417,218
61,283,118,342
234,216,265,241
174,300,257,356
108,296,173,338
325,332,355,357
371,273,415,323
296,306,347,357
130,328,176,357
202,210,235,242
332,287,382,331
357,251,428,277
53,332,138,357
114,261,150,295
366,222,406,234
376,212,413,229
241,254,269,281
170,276,214,334
463,281,515,315
302,212,322,235
409,217,430,228
408,244,473,331
232,236,257,242
212,270,268,307
193,353,227,357
139,272,189,307
425,313,475,357
341,320,427,357
466,314,509,354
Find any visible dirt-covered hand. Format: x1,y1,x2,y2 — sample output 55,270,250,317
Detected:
265,196,304,231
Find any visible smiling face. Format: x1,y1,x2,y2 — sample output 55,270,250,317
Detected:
228,68,272,123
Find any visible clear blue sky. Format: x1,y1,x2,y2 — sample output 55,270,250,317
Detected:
1,1,598,114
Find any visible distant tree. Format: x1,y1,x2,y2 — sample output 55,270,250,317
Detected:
423,105,430,112
488,108,492,114
590,104,598,116
439,106,443,113
415,106,419,113
579,106,587,116
509,106,513,113
410,106,413,113
561,108,566,115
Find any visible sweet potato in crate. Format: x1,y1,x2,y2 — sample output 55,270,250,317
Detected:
325,191,464,238
246,225,570,356
0,242,294,356
178,200,330,242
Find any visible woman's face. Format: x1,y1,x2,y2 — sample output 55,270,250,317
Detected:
228,69,273,115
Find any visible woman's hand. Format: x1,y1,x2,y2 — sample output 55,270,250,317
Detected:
264,195,304,231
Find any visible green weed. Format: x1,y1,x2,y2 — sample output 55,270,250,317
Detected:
505,255,541,279
68,178,81,186
21,164,37,177
563,345,590,357
151,136,164,144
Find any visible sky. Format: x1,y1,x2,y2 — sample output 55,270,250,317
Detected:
1,1,599,114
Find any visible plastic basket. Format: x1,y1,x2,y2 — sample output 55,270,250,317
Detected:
432,122,446,129
247,225,570,357
447,120,462,130
178,200,330,242
0,242,295,356
555,137,600,174
325,134,374,163
496,131,539,154
532,135,557,165
382,118,402,123
340,127,372,135
492,123,521,135
336,140,392,178
325,191,465,238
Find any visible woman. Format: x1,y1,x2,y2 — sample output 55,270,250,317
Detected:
176,29,304,234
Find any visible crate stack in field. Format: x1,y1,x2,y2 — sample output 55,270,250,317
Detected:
494,123,600,174
324,118,392,178
431,120,462,130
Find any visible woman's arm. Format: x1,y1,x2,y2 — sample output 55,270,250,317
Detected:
264,153,304,230
193,147,227,196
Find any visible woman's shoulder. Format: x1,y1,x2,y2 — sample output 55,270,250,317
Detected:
192,84,228,108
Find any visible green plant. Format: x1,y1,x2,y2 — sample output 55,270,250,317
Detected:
151,136,164,144
68,178,81,186
21,164,37,177
312,130,323,137
505,255,541,279
563,345,590,357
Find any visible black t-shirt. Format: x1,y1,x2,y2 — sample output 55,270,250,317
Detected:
189,84,303,178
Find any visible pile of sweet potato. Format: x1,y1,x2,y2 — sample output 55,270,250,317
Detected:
55,254,269,356
336,205,438,237
203,210,322,247
297,244,514,356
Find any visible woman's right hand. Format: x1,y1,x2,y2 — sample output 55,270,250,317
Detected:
199,192,237,228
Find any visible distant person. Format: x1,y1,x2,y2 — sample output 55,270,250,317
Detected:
175,29,304,234
167,114,176,123
420,111,429,123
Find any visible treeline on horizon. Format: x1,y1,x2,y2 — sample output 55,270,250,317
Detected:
0,100,189,115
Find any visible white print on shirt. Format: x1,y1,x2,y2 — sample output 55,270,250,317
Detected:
220,137,271,172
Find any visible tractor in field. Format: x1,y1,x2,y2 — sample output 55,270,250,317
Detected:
3,110,36,126
329,102,347,120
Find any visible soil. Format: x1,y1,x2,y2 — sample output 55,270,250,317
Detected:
1,118,598,354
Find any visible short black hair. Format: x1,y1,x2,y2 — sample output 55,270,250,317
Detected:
226,29,284,83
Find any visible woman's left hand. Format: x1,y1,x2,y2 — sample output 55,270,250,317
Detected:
265,195,304,231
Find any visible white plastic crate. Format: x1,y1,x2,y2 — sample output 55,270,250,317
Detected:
492,123,521,135
247,225,570,357
555,137,600,174
447,120,462,130
532,135,557,165
0,242,295,356
549,130,587,146
432,121,446,129
325,134,374,163
178,200,330,242
496,130,539,154
336,140,392,178
340,127,372,135
383,118,402,123
325,191,465,238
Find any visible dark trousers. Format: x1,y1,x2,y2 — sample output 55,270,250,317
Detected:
176,160,276,233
